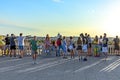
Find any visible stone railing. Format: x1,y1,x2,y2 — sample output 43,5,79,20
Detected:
91,44,115,55
108,45,115,55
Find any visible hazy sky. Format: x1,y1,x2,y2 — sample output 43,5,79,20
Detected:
0,0,120,37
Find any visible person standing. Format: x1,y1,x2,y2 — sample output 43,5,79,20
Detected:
56,35,63,57
30,36,38,64
102,33,109,60
81,33,88,61
68,36,75,59
93,35,99,57
76,37,83,61
17,33,25,58
44,34,51,55
87,34,92,56
4,34,10,56
99,35,103,54
10,34,16,57
62,36,67,59
113,36,120,56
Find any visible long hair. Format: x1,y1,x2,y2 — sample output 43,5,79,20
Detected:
77,37,82,44
45,34,50,40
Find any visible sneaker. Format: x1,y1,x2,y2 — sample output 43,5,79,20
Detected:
10,55,12,57
79,58,80,61
63,56,67,59
34,62,36,64
19,56,22,58
14,55,16,57
63,56,65,59
65,56,68,59
83,58,87,61
33,61,38,64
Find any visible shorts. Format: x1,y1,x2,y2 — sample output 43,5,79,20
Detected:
114,45,119,50
73,44,76,48
76,45,82,50
102,47,108,53
4,45,10,50
10,45,16,50
68,45,73,50
19,46,24,50
82,44,88,52
32,50,38,54
88,43,92,48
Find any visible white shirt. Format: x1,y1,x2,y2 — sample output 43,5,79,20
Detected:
17,36,25,46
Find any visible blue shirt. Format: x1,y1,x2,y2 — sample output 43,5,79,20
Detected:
10,37,16,46
17,36,25,46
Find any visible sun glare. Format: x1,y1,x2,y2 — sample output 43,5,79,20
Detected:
103,1,120,37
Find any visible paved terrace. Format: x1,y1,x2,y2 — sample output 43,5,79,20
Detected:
0,51,120,80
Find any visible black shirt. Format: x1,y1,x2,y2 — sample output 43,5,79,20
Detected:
5,37,10,45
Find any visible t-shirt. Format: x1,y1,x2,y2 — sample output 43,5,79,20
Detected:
10,37,16,46
93,40,99,45
102,37,108,47
30,39,37,51
45,39,50,46
5,37,10,45
82,37,88,44
99,38,103,46
17,36,25,46
113,38,119,45
62,39,67,46
57,38,62,46
88,37,92,44
69,39,75,48
77,39,82,45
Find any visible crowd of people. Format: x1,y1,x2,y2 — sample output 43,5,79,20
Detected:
0,32,120,64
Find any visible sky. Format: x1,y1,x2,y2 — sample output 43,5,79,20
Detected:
0,0,120,37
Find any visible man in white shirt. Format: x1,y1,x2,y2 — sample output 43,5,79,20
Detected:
17,33,25,58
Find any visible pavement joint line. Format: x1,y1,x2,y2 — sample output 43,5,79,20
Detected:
17,57,78,73
0,59,21,64
74,57,115,73
102,61,120,72
108,63,120,72
26,59,72,74
0,57,58,73
101,59,120,71
74,59,103,73
100,59,120,72
0,62,32,73
0,57,33,64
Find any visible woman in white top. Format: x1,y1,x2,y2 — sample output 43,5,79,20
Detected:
68,36,74,58
62,36,67,58
98,35,103,54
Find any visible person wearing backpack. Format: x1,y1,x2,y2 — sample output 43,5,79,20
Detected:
62,36,67,59
56,35,63,57
81,33,88,61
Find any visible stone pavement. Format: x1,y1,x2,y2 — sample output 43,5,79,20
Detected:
0,54,120,80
